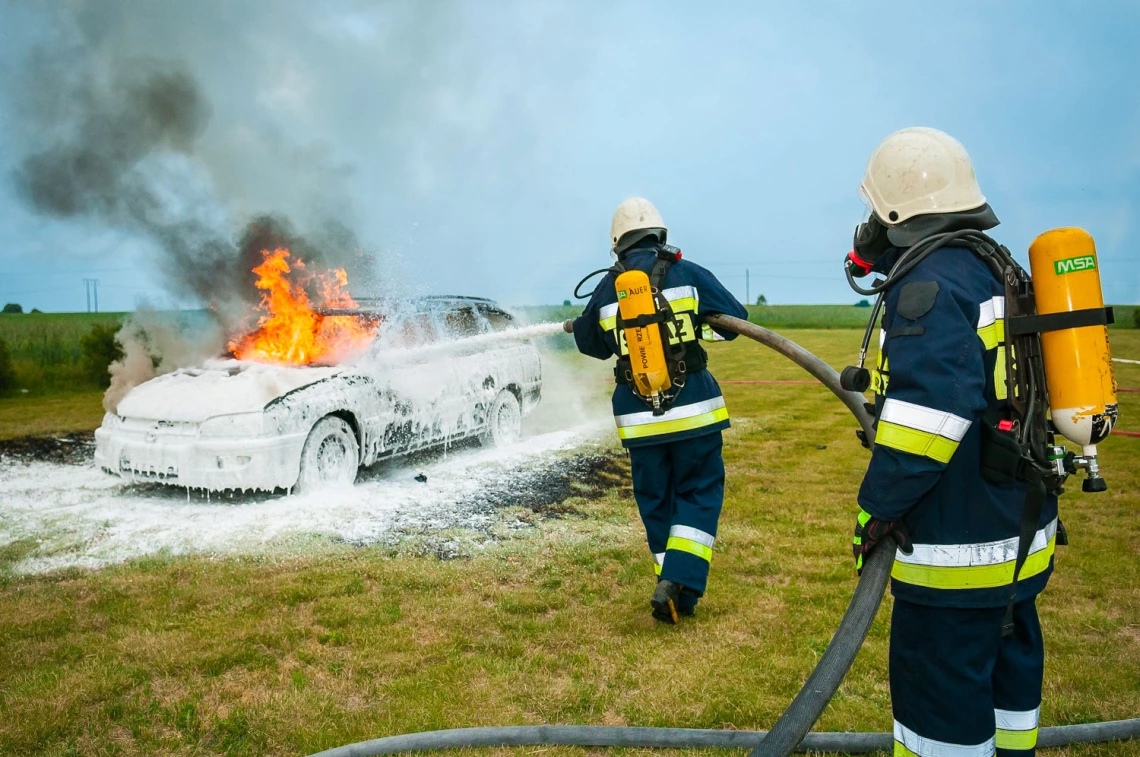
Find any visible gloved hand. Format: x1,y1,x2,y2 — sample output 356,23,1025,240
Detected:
852,508,912,575
562,318,575,334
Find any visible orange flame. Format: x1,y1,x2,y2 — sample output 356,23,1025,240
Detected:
228,248,377,365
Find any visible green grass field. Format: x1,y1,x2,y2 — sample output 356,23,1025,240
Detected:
1,305,1135,396
0,329,1137,756
0,312,127,393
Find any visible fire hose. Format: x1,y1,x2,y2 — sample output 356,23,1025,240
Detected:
308,314,1139,756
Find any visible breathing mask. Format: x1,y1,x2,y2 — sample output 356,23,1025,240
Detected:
846,214,891,278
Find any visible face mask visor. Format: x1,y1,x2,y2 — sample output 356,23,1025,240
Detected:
846,189,888,278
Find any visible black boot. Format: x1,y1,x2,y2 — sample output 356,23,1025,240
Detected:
651,579,682,624
676,587,699,617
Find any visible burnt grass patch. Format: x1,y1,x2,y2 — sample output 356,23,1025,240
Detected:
0,430,95,466
456,450,630,517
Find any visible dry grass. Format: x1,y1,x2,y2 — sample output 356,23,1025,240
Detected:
0,330,1137,757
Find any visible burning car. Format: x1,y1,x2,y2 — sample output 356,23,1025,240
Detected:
94,250,542,492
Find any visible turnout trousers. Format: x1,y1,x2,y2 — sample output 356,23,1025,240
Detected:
890,597,1044,757
628,431,725,600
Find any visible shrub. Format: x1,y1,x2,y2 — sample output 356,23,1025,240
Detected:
0,336,14,394
2,303,23,314
79,323,123,388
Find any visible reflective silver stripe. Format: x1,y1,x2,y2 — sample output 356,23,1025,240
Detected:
881,398,971,441
894,721,995,757
669,525,715,549
879,327,886,348
661,285,698,310
995,707,1040,731
897,519,1057,568
614,396,727,428
977,295,1006,329
599,302,619,321
654,552,665,566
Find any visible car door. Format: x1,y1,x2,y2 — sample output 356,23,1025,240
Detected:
438,304,497,438
376,310,460,453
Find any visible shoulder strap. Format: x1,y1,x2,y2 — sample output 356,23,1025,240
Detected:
649,258,671,291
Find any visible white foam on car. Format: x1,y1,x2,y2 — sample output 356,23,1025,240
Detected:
116,360,343,422
0,423,607,575
372,322,566,364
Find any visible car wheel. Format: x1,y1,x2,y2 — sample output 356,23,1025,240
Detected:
479,390,522,447
296,416,359,493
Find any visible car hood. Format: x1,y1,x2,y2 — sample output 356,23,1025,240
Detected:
115,359,345,423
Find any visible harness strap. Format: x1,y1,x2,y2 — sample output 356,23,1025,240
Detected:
1002,473,1047,636
1007,306,1114,337
611,245,710,413
616,312,668,329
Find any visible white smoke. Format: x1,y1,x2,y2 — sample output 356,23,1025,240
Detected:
104,308,225,413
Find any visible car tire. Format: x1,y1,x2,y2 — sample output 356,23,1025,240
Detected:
296,416,359,494
479,390,522,447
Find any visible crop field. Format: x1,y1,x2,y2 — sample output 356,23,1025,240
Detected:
0,325,1136,757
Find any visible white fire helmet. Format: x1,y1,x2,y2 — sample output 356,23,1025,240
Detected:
860,127,987,226
610,197,666,252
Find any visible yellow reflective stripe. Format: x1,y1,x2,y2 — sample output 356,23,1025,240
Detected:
600,315,617,331
892,536,1056,589
653,561,663,576
616,406,729,440
995,727,1038,751
876,421,959,463
994,345,1008,400
668,296,698,313
871,354,890,396
978,318,1005,351
700,323,725,342
667,536,713,562
894,744,919,757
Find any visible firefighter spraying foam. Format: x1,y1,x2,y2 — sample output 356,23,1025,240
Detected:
564,197,747,624
840,126,1120,757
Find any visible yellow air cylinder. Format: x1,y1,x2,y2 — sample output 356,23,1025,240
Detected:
1028,228,1118,450
615,269,671,401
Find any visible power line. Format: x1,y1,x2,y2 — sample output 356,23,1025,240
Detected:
83,279,99,313
0,286,80,296
1,266,140,278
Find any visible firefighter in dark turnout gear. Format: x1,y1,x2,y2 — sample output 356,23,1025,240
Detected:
849,128,1058,756
566,198,747,623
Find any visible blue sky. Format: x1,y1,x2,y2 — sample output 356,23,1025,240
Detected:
1,1,1138,312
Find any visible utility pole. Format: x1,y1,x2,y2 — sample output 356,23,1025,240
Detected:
746,268,750,305
83,279,99,313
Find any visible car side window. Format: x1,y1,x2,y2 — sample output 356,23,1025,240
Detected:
441,307,484,338
478,307,514,332
395,312,438,347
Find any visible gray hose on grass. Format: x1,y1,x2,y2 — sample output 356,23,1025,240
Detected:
707,313,890,755
749,540,895,755
307,318,1139,757
307,719,1140,757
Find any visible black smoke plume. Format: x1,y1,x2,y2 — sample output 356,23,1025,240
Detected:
11,53,374,327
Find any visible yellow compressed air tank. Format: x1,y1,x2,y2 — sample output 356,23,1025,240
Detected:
615,269,671,401
1028,228,1118,451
